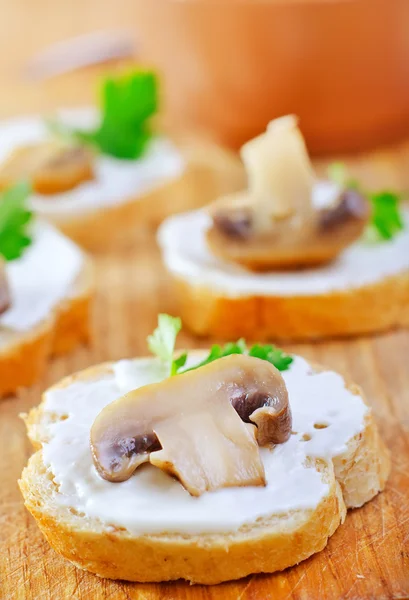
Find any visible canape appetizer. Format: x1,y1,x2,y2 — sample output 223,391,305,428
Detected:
0,183,93,398
0,71,239,251
158,116,409,340
20,315,389,584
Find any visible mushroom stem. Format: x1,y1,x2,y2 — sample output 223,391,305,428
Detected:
240,115,315,223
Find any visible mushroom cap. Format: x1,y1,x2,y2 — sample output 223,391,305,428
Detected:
207,188,371,271
90,354,292,496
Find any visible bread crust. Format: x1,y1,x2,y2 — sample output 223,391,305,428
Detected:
0,322,52,399
0,256,94,399
327,382,391,508
171,270,409,341
20,453,343,585
19,357,390,583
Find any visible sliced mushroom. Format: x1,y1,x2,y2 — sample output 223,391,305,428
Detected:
90,354,291,496
0,142,95,195
207,116,370,271
0,259,10,316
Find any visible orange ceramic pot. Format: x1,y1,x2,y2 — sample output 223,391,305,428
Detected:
134,0,409,155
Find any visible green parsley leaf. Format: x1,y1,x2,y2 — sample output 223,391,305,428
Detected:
328,162,404,241
0,181,33,261
183,339,293,373
248,344,293,371
369,191,404,240
147,314,186,377
172,352,188,376
182,339,248,373
146,315,293,376
147,314,181,363
48,70,158,160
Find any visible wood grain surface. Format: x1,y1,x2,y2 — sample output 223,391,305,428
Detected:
0,2,409,597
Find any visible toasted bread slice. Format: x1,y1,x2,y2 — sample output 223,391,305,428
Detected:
0,256,94,399
41,140,244,253
19,356,389,584
20,450,343,585
158,210,409,341
167,271,409,341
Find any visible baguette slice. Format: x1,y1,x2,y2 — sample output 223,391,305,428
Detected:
19,357,390,584
0,256,94,399
47,139,244,253
168,271,409,341
158,209,409,341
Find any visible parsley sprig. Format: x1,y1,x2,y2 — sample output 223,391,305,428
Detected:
147,315,187,376
328,162,404,241
48,70,158,160
147,314,293,377
247,343,293,371
0,182,33,261
369,191,404,240
183,341,293,373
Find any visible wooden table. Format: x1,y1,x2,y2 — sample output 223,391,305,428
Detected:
1,9,409,597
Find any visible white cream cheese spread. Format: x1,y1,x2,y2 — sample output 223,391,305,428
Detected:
0,109,185,219
0,221,83,332
158,184,409,298
40,354,367,535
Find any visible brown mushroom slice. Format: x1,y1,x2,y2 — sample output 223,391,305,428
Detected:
208,188,370,271
0,259,10,315
90,354,291,496
0,142,95,195
206,116,370,271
